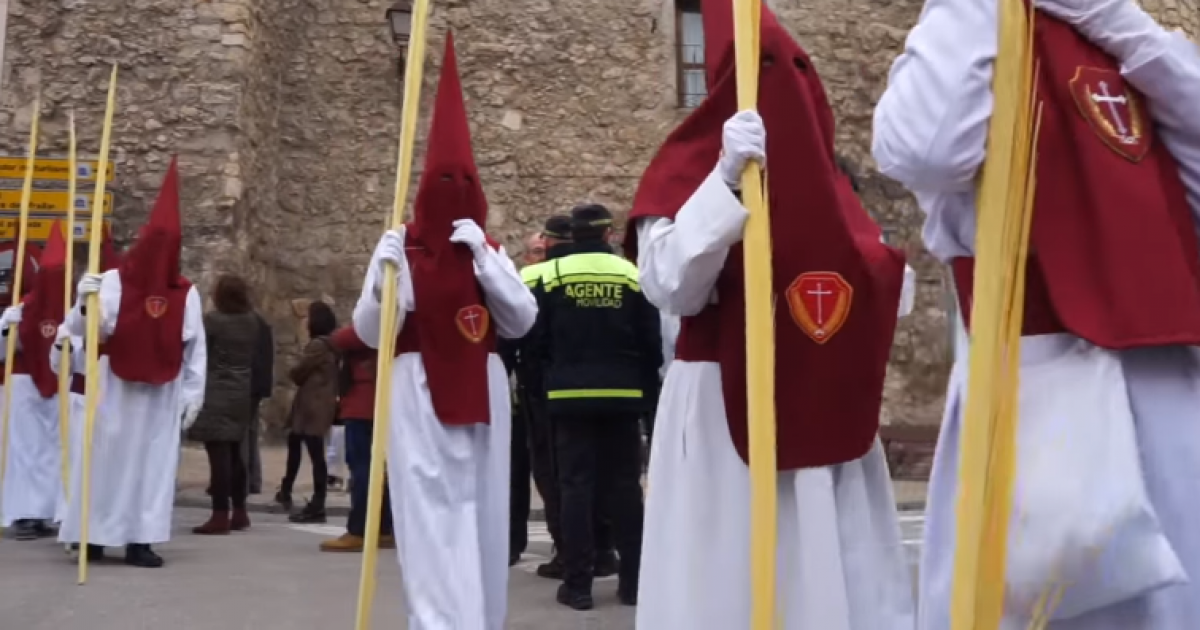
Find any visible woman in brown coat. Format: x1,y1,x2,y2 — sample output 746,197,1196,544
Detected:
189,275,260,535
276,301,339,523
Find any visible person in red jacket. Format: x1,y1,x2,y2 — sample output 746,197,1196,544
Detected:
319,325,394,552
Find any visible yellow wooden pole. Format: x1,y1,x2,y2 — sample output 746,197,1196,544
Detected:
949,0,1039,627
731,1,778,628
58,114,78,499
353,2,431,628
0,96,41,540
78,65,118,585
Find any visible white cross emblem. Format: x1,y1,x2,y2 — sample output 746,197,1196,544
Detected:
461,309,482,337
1091,81,1135,145
807,282,833,336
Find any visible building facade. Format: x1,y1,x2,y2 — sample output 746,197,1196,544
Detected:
1,0,1196,425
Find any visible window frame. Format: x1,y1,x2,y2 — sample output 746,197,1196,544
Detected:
675,0,707,109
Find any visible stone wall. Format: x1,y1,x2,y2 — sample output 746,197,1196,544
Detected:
4,0,1197,430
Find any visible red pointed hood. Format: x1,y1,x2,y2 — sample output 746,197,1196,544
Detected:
625,0,906,471
19,220,68,397
105,157,193,386
0,220,43,309
408,31,487,248
122,157,183,289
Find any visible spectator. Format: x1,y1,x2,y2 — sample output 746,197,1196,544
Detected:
189,274,260,535
276,301,339,524
246,309,274,495
319,326,394,552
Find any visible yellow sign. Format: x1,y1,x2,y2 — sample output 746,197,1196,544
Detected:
0,216,110,242
0,157,114,182
0,189,113,215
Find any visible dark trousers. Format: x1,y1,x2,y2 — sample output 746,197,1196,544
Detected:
510,402,532,555
281,434,327,508
345,419,392,537
242,398,264,494
525,398,616,555
206,440,248,512
555,410,645,592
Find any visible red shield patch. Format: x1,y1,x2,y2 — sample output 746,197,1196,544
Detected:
1069,66,1151,162
39,320,57,339
786,272,853,345
145,296,169,319
455,305,490,343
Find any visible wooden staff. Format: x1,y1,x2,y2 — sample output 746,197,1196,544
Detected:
58,114,78,498
731,1,777,628
78,65,118,585
0,96,41,540
949,1,1040,627
353,2,431,628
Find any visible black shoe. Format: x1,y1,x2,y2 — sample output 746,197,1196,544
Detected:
595,550,620,578
288,501,326,524
124,544,164,568
70,543,106,561
33,520,58,539
556,583,594,611
274,490,294,513
618,584,638,606
328,475,344,491
10,519,38,541
509,551,521,567
536,556,564,580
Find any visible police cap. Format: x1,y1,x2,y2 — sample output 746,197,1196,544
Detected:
570,204,614,241
542,214,572,240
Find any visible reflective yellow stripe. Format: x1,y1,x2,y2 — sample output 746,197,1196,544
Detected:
540,252,641,291
521,261,548,287
547,389,643,400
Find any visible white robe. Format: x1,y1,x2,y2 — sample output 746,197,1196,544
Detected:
57,270,206,547
634,169,918,630
0,334,62,526
51,333,88,525
352,244,537,630
873,2,1200,627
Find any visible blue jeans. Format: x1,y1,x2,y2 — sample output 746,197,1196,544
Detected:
345,419,393,537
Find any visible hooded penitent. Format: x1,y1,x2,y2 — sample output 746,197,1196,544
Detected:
396,31,497,426
17,220,68,398
949,11,1200,347
104,157,192,385
625,0,906,471
0,219,44,310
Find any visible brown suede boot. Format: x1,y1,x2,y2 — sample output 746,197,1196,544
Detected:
192,511,231,535
320,534,364,552
230,509,251,532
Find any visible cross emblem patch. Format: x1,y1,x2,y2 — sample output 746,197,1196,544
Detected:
1069,66,1151,162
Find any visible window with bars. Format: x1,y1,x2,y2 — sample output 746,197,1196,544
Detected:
676,0,706,108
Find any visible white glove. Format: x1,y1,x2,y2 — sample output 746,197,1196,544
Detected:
1036,0,1164,62
54,323,72,346
450,219,488,260
76,273,103,301
181,401,202,431
717,110,767,189
0,304,23,331
370,227,407,303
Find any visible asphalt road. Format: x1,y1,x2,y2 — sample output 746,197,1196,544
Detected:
0,507,925,629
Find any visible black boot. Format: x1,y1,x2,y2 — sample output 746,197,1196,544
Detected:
10,519,38,541
274,488,293,513
288,499,326,524
33,520,58,538
618,582,638,606
536,555,564,580
594,550,620,578
556,583,594,611
68,543,106,561
124,543,164,568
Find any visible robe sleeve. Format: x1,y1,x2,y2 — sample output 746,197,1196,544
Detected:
1121,32,1200,237
352,248,412,350
871,0,998,193
475,245,538,340
64,269,123,341
635,168,749,317
179,286,207,410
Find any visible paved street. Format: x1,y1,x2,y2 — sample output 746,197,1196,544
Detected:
0,506,925,629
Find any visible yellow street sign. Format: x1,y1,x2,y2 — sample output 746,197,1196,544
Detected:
0,189,113,215
0,156,114,182
0,216,111,242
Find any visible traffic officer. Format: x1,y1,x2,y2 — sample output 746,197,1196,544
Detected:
530,203,662,611
509,215,620,579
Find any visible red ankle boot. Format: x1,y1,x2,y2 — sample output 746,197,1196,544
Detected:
231,508,251,531
193,511,231,535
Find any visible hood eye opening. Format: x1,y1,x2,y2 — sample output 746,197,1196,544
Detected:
793,56,807,71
